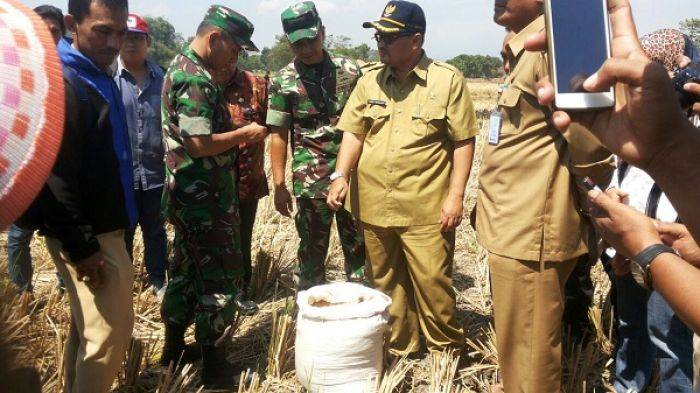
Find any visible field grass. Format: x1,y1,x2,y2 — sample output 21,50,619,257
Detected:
0,79,620,392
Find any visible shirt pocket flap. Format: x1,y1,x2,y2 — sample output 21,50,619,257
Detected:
498,87,521,108
413,106,446,121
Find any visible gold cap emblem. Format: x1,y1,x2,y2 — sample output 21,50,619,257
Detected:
383,4,397,17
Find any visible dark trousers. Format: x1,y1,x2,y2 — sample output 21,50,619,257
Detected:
125,186,168,287
239,199,259,290
6,224,34,292
563,253,595,341
612,274,694,393
6,224,64,292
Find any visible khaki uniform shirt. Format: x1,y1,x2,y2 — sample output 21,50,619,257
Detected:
338,54,479,227
476,16,614,262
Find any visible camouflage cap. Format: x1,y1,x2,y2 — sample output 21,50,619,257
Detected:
281,1,322,44
204,5,259,52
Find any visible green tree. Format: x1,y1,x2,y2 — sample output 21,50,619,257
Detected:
446,54,503,79
327,34,378,62
144,16,184,69
680,18,700,49
239,53,268,72
263,35,295,72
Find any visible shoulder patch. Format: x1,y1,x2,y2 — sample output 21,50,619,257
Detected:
360,61,384,74
433,61,463,77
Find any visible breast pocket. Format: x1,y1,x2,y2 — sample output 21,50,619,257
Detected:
362,105,391,135
412,105,447,138
497,87,523,135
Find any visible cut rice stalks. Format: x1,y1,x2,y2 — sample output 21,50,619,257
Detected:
266,298,296,379
430,348,463,393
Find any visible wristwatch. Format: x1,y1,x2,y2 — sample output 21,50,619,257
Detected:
330,171,346,182
630,244,678,290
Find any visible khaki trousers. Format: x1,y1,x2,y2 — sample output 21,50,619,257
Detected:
363,224,465,355
47,231,134,393
489,253,577,393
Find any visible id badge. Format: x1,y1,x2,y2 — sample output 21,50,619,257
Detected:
488,109,502,146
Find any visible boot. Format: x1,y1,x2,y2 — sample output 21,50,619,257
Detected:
201,345,240,390
159,323,201,368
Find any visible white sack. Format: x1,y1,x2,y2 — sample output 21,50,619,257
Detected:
295,282,391,393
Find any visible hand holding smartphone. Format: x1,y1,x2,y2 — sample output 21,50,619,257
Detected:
544,0,615,110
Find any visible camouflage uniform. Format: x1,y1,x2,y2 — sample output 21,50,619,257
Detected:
267,44,367,288
160,39,243,345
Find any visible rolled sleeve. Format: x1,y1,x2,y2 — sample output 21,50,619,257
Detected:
446,74,479,142
175,80,216,137
266,109,292,128
570,156,616,187
179,115,212,137
266,77,293,129
563,123,616,187
337,77,368,135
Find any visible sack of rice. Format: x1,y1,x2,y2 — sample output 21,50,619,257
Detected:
295,282,391,393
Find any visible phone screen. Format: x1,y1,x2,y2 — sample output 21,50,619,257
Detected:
550,0,609,94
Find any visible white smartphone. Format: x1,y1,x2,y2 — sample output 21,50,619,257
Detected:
544,0,614,110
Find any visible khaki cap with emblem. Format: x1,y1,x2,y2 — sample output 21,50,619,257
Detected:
204,5,259,52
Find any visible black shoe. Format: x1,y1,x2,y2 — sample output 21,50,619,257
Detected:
236,299,259,316
201,345,241,390
160,324,201,368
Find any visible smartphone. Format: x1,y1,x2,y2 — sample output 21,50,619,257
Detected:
575,176,602,194
544,0,614,110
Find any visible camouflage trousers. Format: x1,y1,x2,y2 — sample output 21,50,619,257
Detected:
294,197,366,290
161,225,244,346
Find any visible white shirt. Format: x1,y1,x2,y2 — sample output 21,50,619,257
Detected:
609,159,678,223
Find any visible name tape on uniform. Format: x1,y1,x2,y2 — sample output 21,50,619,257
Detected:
368,99,387,107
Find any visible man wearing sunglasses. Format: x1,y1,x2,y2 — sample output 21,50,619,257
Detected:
267,1,367,290
328,1,478,357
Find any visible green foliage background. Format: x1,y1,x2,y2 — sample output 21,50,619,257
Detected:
141,16,700,78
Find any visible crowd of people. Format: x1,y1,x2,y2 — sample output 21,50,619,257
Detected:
2,0,700,392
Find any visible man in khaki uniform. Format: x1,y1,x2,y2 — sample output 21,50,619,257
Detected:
327,1,478,356
478,1,614,391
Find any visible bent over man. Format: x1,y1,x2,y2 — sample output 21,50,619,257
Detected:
159,6,267,389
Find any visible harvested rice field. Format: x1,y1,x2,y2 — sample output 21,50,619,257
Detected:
0,80,620,392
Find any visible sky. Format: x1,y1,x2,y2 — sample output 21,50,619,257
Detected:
22,0,697,60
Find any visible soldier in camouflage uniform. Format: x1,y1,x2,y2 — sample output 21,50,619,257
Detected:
159,5,268,389
268,1,366,290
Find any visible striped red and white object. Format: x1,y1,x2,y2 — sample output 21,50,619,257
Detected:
0,0,65,229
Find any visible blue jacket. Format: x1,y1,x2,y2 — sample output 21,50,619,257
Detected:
57,38,137,228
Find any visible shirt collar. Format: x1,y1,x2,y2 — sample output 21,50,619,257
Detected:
59,37,108,77
228,67,245,87
507,15,545,59
295,50,337,78
117,56,157,79
382,51,431,85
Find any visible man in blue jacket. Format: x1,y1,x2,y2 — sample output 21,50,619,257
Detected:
17,0,136,391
